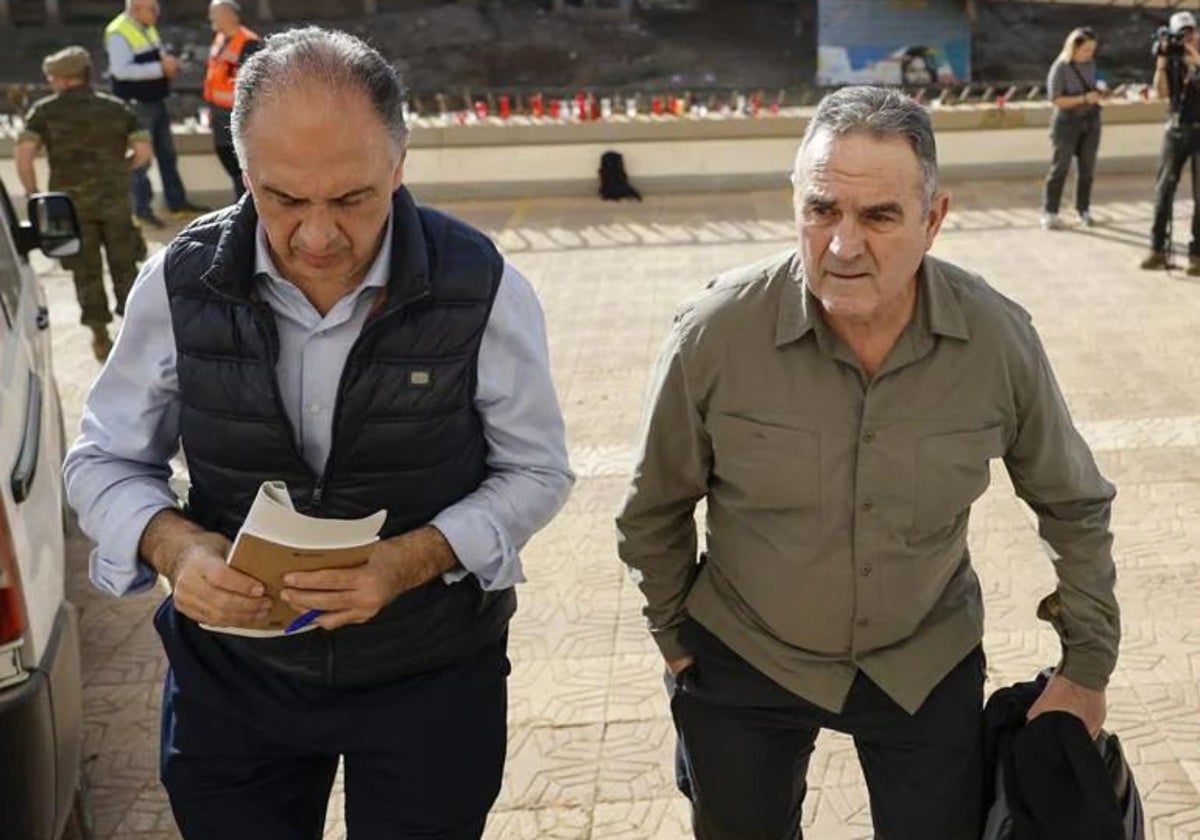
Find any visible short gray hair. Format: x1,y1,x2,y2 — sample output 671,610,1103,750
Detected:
231,27,408,166
793,86,939,210
209,0,243,15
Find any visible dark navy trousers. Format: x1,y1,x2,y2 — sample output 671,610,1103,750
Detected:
154,597,510,839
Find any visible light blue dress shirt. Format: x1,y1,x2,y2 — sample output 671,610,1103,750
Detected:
106,23,166,82
64,215,574,597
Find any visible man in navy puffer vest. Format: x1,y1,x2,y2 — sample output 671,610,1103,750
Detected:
64,26,573,839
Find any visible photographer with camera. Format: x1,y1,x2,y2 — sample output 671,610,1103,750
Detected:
1141,11,1200,273
1042,27,1103,231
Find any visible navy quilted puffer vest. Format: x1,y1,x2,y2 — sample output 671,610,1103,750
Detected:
162,187,515,684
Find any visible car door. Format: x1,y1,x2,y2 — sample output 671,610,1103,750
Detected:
0,187,66,673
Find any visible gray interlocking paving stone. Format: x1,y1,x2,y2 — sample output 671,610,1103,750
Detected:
50,175,1200,838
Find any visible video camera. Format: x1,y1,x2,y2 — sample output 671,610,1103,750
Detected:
1153,25,1186,59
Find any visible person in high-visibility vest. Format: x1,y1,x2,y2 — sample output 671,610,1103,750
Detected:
105,0,207,228
203,0,261,201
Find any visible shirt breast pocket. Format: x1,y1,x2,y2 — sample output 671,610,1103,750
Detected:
709,413,821,539
913,424,1007,533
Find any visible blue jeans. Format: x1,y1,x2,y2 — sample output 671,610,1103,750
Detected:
131,99,188,215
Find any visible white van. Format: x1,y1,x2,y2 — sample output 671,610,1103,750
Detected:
0,179,93,839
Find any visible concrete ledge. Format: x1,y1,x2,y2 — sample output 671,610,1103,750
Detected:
0,99,1172,203
405,173,792,203
397,115,1165,200
401,98,1167,146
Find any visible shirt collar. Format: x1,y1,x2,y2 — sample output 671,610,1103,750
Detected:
775,253,971,347
774,252,812,346
253,215,394,295
920,256,971,341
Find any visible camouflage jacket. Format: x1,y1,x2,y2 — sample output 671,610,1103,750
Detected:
19,86,148,211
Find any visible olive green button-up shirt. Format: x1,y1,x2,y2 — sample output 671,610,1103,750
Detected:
616,250,1119,714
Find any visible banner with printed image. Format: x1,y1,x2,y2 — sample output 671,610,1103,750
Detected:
817,0,971,86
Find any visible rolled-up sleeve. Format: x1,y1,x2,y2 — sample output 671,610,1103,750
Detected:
430,261,573,590
63,250,181,597
615,311,711,661
1004,322,1120,690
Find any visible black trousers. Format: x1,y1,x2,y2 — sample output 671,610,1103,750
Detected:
210,106,245,200
1043,108,1101,215
154,597,509,839
669,619,985,840
1151,123,1200,254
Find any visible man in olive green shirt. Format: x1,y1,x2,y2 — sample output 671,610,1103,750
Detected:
616,86,1119,840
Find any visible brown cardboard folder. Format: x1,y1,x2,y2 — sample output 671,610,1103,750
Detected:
202,481,386,637
228,533,375,632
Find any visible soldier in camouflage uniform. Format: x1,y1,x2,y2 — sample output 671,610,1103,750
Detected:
15,46,152,361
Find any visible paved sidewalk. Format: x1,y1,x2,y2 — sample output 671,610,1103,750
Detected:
48,174,1200,839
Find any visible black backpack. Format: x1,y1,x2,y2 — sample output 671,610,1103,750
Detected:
598,150,642,201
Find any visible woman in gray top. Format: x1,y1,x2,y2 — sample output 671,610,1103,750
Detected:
1042,27,1103,230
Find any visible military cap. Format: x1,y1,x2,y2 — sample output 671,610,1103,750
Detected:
42,46,91,79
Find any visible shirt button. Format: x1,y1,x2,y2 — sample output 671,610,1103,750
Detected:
860,565,873,576
863,430,876,443
861,499,874,512
856,617,870,628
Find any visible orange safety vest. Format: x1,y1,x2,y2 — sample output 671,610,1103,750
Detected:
203,25,260,110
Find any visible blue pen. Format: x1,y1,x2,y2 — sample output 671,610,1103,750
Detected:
284,609,323,634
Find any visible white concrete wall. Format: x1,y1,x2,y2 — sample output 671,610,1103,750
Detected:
405,118,1164,199
0,154,235,206
0,105,1168,204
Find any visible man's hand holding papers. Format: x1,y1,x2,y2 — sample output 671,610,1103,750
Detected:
280,524,462,632
141,515,272,629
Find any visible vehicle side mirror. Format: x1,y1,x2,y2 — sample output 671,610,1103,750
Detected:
20,193,81,259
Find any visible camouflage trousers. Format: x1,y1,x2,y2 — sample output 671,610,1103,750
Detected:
60,204,146,327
